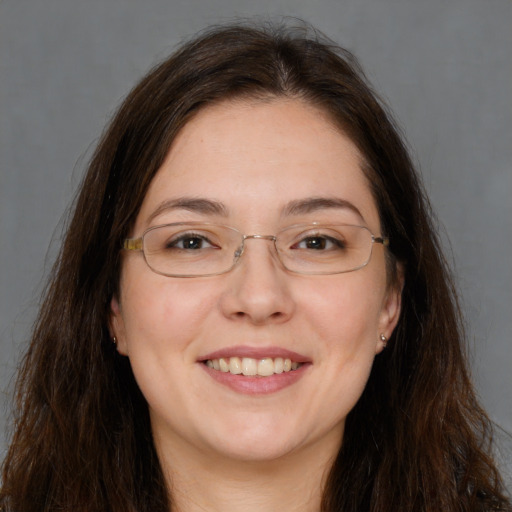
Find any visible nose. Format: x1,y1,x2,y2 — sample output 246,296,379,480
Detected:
219,237,296,325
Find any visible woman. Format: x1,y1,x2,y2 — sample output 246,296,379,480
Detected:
1,22,510,512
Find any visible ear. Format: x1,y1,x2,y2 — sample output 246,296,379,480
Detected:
109,295,129,356
375,265,404,353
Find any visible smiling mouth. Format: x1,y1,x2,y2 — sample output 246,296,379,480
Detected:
204,357,303,377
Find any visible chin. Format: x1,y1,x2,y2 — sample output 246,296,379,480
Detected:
211,437,298,463
203,414,336,464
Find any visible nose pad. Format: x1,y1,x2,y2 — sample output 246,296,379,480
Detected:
233,235,279,268
234,244,244,260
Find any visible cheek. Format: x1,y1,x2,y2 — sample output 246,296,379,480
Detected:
119,272,219,356
117,276,220,408
299,275,385,413
301,271,386,349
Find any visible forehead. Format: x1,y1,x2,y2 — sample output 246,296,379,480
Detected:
135,98,380,231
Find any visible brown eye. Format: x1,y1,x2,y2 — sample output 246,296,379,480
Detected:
295,235,344,251
305,237,326,250
166,234,214,250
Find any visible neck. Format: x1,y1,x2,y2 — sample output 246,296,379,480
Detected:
155,433,339,512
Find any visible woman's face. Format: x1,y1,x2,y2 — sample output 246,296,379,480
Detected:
110,98,401,465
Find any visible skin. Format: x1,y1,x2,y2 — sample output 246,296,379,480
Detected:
110,98,402,511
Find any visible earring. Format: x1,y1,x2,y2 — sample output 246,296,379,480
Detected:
112,336,117,346
379,333,387,347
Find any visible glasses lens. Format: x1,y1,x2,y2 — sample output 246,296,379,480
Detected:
143,223,240,277
277,224,374,274
138,223,377,277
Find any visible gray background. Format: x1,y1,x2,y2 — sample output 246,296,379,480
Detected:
1,0,511,484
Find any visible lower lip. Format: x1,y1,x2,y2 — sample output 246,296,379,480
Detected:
200,363,310,395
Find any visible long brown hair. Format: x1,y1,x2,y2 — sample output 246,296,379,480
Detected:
1,21,510,512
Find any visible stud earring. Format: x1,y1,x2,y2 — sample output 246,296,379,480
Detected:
112,336,117,345
379,333,387,347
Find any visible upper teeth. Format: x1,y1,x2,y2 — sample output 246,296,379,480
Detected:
206,357,300,376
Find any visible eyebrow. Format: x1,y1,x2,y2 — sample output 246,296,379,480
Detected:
281,197,365,221
147,196,365,223
148,197,229,223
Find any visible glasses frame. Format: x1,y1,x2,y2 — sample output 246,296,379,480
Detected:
123,222,390,278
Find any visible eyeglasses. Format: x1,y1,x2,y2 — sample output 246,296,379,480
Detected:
123,222,389,278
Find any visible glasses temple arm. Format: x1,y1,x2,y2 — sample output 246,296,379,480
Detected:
374,236,390,247
123,238,143,251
